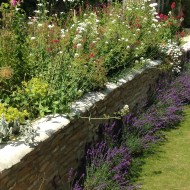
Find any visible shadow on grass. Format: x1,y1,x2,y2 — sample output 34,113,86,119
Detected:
128,130,176,186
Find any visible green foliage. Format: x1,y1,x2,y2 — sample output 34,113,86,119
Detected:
0,102,28,123
125,133,143,154
10,77,51,117
84,163,121,190
0,0,183,121
0,103,36,143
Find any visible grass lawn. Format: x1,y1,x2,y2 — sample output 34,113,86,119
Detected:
136,106,190,190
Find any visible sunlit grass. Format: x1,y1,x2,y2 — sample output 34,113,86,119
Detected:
136,106,190,190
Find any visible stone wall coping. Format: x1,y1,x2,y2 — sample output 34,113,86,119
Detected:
0,43,189,173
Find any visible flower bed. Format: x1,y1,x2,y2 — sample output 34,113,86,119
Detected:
0,0,185,142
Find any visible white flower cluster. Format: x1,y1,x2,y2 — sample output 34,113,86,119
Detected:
72,13,99,58
120,104,129,116
159,41,183,73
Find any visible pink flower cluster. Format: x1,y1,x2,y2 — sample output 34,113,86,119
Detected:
11,0,18,7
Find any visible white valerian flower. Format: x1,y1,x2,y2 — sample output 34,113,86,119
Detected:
152,18,158,22
151,23,156,28
105,41,109,44
37,23,43,27
31,37,36,40
48,24,54,29
77,43,82,48
28,22,33,25
70,24,75,29
37,3,43,6
149,3,158,7
135,60,139,64
74,53,79,58
120,104,129,116
34,10,41,14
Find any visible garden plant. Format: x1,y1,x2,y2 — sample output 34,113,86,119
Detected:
0,0,185,141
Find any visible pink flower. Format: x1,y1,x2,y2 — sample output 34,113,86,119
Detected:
89,53,95,58
53,39,59,43
11,0,18,6
171,2,176,10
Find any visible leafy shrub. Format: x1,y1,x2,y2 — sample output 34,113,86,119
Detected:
9,77,50,117
0,102,28,123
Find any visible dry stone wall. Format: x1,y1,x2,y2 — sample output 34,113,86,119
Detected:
0,40,190,190
0,62,164,190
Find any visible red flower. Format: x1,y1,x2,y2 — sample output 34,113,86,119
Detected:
171,2,176,10
89,53,95,58
135,19,139,22
164,15,168,21
180,31,185,38
134,23,141,28
159,13,164,20
53,39,59,43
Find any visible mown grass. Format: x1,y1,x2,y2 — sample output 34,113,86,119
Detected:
136,106,190,190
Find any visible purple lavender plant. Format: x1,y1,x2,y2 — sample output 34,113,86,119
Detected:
71,71,190,190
